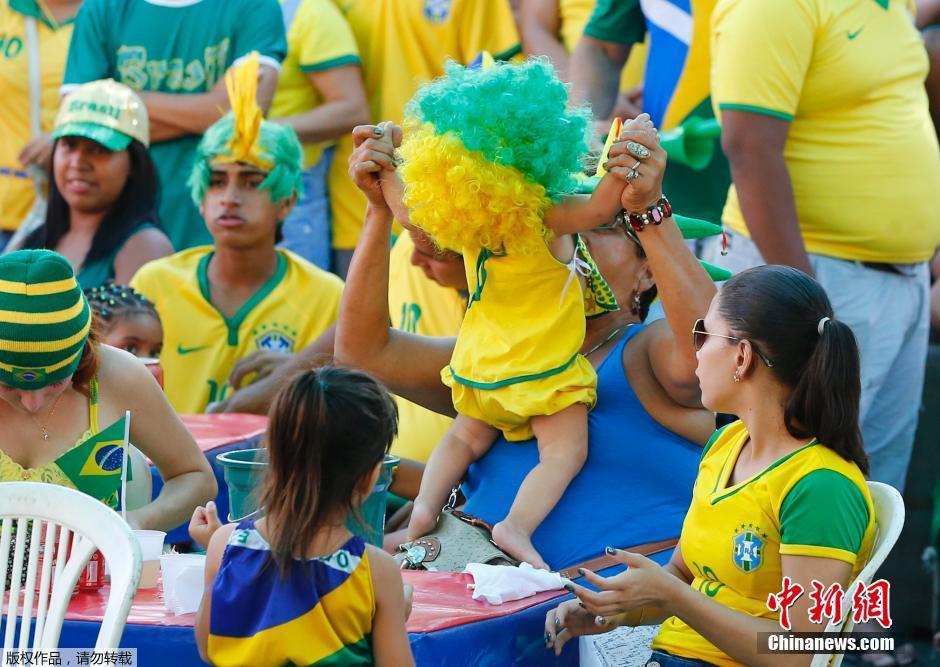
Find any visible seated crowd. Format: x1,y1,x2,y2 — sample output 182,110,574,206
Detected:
1,0,938,666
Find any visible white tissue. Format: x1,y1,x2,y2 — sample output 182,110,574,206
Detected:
463,562,565,605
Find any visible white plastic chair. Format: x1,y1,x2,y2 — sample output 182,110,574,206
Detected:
0,482,141,651
809,481,906,667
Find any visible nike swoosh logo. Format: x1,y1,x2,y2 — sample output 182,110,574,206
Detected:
847,27,864,39
177,344,209,355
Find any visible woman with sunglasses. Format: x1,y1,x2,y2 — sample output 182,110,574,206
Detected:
547,265,875,667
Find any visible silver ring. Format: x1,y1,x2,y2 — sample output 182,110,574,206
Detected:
631,160,642,171
627,168,640,182
626,140,651,159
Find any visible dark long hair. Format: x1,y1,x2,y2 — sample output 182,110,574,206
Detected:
22,139,161,264
259,366,398,574
717,265,868,474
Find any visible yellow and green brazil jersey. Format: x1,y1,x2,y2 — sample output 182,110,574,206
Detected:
652,421,876,667
269,0,361,169
0,0,74,231
387,233,466,463
131,247,343,414
711,0,940,263
327,0,520,250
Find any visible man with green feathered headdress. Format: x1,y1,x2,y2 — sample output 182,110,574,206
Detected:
131,54,344,415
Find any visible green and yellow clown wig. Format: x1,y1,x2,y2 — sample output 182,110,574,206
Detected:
399,58,591,255
188,53,304,207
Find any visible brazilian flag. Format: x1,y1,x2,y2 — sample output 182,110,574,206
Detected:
55,415,131,509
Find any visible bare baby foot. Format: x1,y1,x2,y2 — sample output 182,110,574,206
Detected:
492,519,550,571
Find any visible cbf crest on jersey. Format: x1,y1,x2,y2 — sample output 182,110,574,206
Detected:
424,0,451,22
732,524,765,573
253,322,298,353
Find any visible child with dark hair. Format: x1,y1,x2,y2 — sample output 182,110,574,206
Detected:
85,283,162,360
192,366,414,667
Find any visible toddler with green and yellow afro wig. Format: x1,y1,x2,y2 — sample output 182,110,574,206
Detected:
398,58,592,255
188,53,304,208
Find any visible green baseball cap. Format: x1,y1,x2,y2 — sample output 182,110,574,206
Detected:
0,250,92,390
51,79,149,151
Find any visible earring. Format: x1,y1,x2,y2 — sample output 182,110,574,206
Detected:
630,291,642,315
733,371,741,383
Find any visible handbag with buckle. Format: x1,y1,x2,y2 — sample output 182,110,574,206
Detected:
394,488,679,574
395,507,519,572
395,488,519,571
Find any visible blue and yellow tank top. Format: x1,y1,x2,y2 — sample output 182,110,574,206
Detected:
208,519,376,667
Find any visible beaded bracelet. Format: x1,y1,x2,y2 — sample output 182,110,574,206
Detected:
618,196,672,233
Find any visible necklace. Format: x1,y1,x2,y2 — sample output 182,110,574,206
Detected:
28,392,65,441
584,322,634,357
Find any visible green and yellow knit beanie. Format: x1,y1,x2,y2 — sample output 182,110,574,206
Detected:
0,250,92,390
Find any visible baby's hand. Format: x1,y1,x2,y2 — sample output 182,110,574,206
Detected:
603,113,666,212
348,123,401,210
620,113,654,135
188,500,222,551
374,121,409,221
375,121,398,152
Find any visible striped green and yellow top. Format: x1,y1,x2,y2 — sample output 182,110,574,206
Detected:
207,519,375,667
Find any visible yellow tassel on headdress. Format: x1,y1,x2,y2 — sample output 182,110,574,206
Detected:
219,52,272,170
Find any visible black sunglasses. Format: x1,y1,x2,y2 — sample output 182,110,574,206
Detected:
692,318,775,368
595,213,642,249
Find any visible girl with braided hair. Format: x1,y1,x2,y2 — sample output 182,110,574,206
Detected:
84,283,162,360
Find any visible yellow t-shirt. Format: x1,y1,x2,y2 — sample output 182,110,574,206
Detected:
328,0,521,249
443,240,597,441
269,0,360,169
387,234,466,462
652,421,875,667
558,0,646,91
0,1,73,231
712,0,940,263
131,247,343,414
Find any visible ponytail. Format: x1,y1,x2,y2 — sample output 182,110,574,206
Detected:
718,266,868,473
260,366,398,576
783,319,868,474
